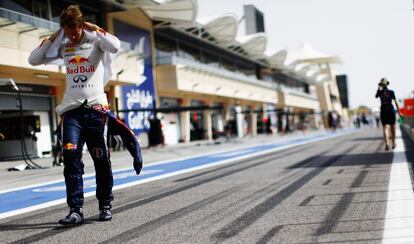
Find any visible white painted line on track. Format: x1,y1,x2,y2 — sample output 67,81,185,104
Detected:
382,127,414,244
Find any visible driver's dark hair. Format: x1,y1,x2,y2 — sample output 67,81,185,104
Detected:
60,5,84,28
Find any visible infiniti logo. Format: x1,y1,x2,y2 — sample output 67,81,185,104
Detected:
73,75,87,83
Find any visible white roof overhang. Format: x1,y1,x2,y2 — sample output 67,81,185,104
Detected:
266,50,289,69
298,67,319,79
267,43,341,66
198,14,237,45
266,43,341,84
237,33,267,58
120,0,197,24
115,1,340,85
118,0,159,5
314,74,330,83
296,65,311,75
287,43,342,64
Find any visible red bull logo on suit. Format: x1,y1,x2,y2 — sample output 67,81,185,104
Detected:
67,65,95,74
67,56,90,65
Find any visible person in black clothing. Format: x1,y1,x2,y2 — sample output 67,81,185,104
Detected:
52,128,63,167
375,78,401,150
148,114,165,147
375,116,380,128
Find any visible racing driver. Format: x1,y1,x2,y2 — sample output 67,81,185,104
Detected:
28,5,141,225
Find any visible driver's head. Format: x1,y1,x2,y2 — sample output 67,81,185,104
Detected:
60,5,84,44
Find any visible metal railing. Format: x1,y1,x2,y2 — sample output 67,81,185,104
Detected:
279,86,318,99
0,7,59,31
156,55,319,99
157,54,277,90
0,7,132,52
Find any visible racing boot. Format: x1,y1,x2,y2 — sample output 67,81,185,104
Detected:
58,208,84,225
99,206,112,221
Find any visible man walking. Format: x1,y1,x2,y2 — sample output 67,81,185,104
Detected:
29,5,126,225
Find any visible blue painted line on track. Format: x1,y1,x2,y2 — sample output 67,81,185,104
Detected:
0,130,354,215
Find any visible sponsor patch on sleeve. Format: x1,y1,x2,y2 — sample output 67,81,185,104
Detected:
64,47,76,53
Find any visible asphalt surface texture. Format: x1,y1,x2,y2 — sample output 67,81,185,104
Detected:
1,128,413,244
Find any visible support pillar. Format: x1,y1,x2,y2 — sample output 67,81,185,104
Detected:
310,109,319,129
251,105,258,137
180,98,191,143
204,101,213,141
224,103,232,122
236,105,243,138
261,103,268,120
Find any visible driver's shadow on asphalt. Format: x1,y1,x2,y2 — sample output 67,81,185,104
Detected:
0,219,97,232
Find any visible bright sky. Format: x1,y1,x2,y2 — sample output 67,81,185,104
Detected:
197,0,414,109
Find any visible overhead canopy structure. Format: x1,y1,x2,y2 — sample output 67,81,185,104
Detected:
267,50,288,67
237,33,267,58
298,66,319,79
198,14,238,45
118,0,197,23
296,66,312,76
115,0,341,85
267,43,341,67
117,0,159,5
265,43,341,84
315,74,330,83
265,49,287,70
173,16,267,59
290,43,341,64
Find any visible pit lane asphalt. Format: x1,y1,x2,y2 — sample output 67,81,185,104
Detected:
1,128,411,243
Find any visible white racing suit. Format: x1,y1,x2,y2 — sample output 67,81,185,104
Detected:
29,29,142,210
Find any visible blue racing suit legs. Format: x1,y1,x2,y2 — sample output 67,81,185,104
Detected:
62,106,113,210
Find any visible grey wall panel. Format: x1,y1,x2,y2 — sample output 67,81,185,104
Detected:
0,94,51,111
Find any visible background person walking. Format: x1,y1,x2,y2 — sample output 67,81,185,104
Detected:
375,78,402,150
